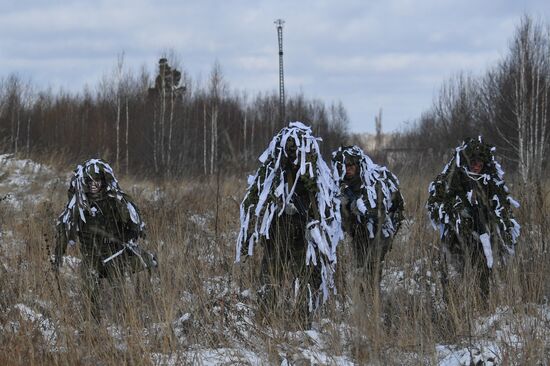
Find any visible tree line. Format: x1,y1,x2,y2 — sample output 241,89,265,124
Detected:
0,55,349,178
392,15,550,183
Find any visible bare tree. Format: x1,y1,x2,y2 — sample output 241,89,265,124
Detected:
510,17,550,182
125,97,129,175
24,84,34,155
115,52,125,171
4,75,22,153
202,100,207,175
375,108,383,150
0,55,349,177
164,52,184,173
482,16,550,182
207,62,226,176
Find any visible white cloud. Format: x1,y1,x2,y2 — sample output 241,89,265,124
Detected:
315,50,500,74
233,56,273,71
0,0,548,132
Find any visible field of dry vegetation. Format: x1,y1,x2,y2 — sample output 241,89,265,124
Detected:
0,154,548,365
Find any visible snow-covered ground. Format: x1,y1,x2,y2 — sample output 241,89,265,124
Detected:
1,154,548,365
0,153,60,210
4,288,548,365
436,304,550,365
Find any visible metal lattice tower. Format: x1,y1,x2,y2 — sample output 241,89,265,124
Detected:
274,19,285,124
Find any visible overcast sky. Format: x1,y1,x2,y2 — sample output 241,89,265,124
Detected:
1,0,549,133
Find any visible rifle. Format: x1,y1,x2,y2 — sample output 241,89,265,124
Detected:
82,226,154,269
102,240,150,268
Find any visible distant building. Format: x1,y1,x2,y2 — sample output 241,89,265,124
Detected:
351,132,396,153
348,132,435,167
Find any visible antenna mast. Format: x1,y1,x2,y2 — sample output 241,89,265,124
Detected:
274,19,285,124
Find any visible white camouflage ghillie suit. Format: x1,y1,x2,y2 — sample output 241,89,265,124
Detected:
54,159,157,322
236,122,343,328
332,145,404,292
427,137,520,302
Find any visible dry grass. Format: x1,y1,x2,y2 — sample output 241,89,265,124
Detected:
0,155,549,365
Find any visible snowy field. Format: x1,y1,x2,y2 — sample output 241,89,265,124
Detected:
0,154,549,365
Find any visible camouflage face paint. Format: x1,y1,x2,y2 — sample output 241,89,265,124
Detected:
469,160,484,174
87,178,103,194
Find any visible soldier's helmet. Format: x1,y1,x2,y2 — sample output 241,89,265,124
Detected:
274,122,320,170
84,164,104,181
71,159,120,196
333,145,361,165
458,137,494,173
331,145,366,179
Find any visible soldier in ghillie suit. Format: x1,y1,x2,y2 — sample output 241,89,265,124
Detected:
54,159,157,322
427,137,520,303
236,122,342,328
332,145,404,294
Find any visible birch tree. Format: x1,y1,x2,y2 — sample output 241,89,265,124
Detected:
24,84,34,155
207,62,226,176
484,16,550,183
115,52,125,171
510,17,550,183
203,100,207,175
125,97,129,175
5,75,22,153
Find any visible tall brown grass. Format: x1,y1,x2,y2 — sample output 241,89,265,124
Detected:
0,157,548,365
